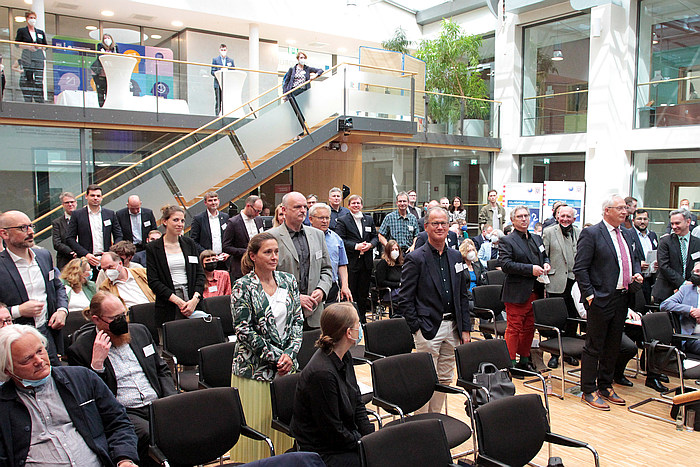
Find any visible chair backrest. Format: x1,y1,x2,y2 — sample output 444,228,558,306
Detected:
359,419,453,467
202,295,234,336
63,311,89,352
363,318,413,360
270,372,302,431
71,322,96,345
149,387,245,465
641,311,674,345
242,452,325,466
472,285,505,314
532,298,568,332
129,302,159,345
371,258,383,283
371,352,437,414
486,259,500,271
198,341,236,388
162,317,225,366
475,394,548,466
297,329,321,370
455,339,512,383
485,269,505,285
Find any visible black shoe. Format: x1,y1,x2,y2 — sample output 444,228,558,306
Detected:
658,374,670,383
563,356,579,366
547,356,559,369
614,375,634,387
516,360,537,373
645,378,669,393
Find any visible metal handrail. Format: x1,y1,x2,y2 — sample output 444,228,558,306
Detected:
523,89,589,101
638,75,697,87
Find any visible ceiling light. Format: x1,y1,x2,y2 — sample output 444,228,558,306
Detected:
286,39,296,45
101,10,114,17
171,20,183,27
151,34,162,39
552,45,563,61
85,25,97,30
652,32,659,45
24,0,33,4
15,16,26,23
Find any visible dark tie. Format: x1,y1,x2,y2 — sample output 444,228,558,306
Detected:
679,236,688,271
614,228,631,289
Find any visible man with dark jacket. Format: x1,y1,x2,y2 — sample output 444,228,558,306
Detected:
222,195,264,281
68,292,176,465
115,195,157,252
52,191,78,270
190,192,230,262
0,324,139,467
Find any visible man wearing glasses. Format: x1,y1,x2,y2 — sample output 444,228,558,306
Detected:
0,303,12,328
398,207,471,413
222,195,265,281
51,191,78,270
0,210,68,365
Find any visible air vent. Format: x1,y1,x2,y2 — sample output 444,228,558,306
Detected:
55,2,79,10
307,41,328,48
131,14,155,22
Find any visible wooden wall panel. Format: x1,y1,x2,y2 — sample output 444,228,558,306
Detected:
293,143,362,203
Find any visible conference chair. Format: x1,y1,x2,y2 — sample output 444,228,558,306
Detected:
198,341,236,389
362,317,414,361
297,329,322,370
474,394,600,467
148,387,274,466
202,294,235,338
471,285,507,339
369,258,394,320
61,311,89,358
129,302,160,346
484,269,505,286
270,372,302,440
486,259,500,271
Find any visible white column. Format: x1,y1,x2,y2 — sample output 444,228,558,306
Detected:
33,0,46,30
248,23,259,110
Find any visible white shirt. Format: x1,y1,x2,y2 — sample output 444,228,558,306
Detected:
603,219,633,290
352,212,364,242
241,211,259,239
166,253,188,287
112,269,150,308
266,287,289,338
65,286,90,313
208,211,222,254
87,207,104,255
490,206,501,229
130,210,142,244
635,227,653,259
8,249,48,328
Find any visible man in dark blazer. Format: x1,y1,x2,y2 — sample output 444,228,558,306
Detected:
471,224,493,251
627,208,658,304
665,199,697,234
499,206,549,371
652,209,700,304
68,292,176,464
15,10,47,103
52,191,78,270
211,43,235,115
222,195,264,281
398,206,471,413
0,210,68,364
190,192,230,261
66,184,123,271
413,229,459,251
574,195,643,411
115,195,157,252
335,195,378,322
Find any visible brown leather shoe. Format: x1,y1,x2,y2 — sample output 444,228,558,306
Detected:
581,392,610,411
599,389,626,406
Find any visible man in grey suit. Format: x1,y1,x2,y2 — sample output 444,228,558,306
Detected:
52,191,78,270
542,205,580,368
660,262,700,355
269,191,333,329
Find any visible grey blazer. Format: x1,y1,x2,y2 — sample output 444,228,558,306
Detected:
269,224,333,328
542,224,580,294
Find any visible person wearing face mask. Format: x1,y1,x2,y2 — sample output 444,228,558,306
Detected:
374,240,403,304
99,251,155,309
291,302,374,467
478,228,503,268
60,257,97,313
1,324,140,467
660,261,700,356
211,43,235,115
200,250,231,298
15,10,48,103
68,292,176,466
91,33,119,107
282,51,324,141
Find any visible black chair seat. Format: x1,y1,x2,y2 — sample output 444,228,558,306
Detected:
681,361,700,379
361,392,373,405
179,371,200,392
350,345,365,362
479,321,507,335
385,413,471,448
539,337,584,358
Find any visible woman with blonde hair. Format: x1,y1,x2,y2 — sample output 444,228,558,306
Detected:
272,203,285,228
230,231,303,460
60,257,97,313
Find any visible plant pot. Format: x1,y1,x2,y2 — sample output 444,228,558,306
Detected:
462,119,485,137
427,123,447,134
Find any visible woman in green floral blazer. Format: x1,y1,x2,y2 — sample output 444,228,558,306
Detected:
230,231,303,461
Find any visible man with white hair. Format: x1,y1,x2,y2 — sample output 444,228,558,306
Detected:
309,203,352,306
0,324,139,466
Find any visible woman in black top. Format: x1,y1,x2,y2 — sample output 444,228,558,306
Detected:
374,239,403,302
291,302,374,466
92,33,118,107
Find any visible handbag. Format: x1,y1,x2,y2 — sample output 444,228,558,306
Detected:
472,362,515,406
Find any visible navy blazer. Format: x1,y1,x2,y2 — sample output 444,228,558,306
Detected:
471,233,488,251
15,26,47,68
51,215,74,270
573,221,642,309
66,206,123,257
282,64,324,94
499,230,549,304
190,210,230,253
398,243,471,340
0,366,138,467
651,233,700,302
334,212,378,271
221,213,264,280
115,207,157,247
414,230,459,251
211,55,235,80
626,227,658,265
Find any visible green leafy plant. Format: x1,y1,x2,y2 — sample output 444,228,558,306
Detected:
381,27,412,55
416,19,488,123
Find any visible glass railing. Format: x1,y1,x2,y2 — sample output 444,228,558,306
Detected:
0,39,282,118
522,88,588,136
31,63,416,243
421,91,500,138
635,75,700,129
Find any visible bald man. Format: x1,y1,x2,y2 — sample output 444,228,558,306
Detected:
116,195,157,251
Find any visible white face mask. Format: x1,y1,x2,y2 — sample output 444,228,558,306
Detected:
104,38,112,46
390,250,399,260
28,18,37,27
220,49,227,57
466,251,477,262
298,58,306,66
105,268,120,282
681,205,690,211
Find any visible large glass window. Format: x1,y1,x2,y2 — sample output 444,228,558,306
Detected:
522,14,590,136
636,0,700,128
362,145,415,211
519,153,585,183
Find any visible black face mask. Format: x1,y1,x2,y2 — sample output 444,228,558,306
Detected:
203,262,217,272
690,274,700,287
109,314,129,336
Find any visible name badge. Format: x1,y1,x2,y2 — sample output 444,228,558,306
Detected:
455,262,464,273
365,226,372,232
408,226,414,232
221,223,227,230
48,270,55,281
539,244,545,253
103,219,111,227
143,344,155,357
258,227,264,233
497,213,502,218
144,220,151,227
208,285,218,293
315,250,323,260
692,251,700,261
188,256,198,264
652,239,657,247
37,33,44,39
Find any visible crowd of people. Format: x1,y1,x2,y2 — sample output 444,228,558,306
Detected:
0,183,699,465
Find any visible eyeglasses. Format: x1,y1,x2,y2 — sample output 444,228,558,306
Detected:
0,319,12,326
429,221,448,227
98,312,127,324
313,216,330,221
3,224,35,232
608,206,627,211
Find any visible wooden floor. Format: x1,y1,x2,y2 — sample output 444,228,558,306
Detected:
354,346,700,466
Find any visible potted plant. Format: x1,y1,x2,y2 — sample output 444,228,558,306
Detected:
416,19,488,136
382,27,412,54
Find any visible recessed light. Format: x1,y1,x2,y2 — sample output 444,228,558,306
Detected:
151,34,162,39
15,16,26,23
286,39,296,45
24,0,33,5
171,20,183,27
85,25,97,30
101,10,114,17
